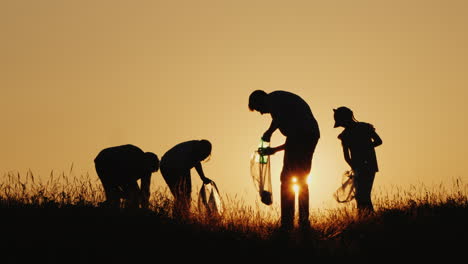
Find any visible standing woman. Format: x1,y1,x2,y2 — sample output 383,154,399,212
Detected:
333,106,382,214
160,139,213,219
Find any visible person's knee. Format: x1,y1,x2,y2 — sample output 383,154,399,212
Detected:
280,181,294,194
297,176,308,186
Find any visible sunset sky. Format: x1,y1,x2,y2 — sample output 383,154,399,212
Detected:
1,0,467,210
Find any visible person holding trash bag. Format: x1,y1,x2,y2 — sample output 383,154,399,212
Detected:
333,106,382,214
249,90,320,230
94,144,159,209
160,139,213,219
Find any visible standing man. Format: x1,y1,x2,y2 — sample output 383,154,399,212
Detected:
249,90,320,230
159,139,213,219
94,144,159,209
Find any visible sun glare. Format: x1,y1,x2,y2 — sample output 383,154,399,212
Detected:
292,177,299,193
292,174,312,195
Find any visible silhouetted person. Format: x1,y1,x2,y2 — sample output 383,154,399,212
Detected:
94,144,159,209
333,106,382,214
160,139,213,218
249,90,320,230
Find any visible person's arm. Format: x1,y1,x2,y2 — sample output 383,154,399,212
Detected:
273,144,285,152
262,118,279,142
371,130,383,147
260,143,285,155
342,143,353,170
140,174,151,209
195,162,212,184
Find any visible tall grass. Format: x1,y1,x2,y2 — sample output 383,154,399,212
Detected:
1,170,467,239
0,170,103,207
374,178,468,208
1,170,466,259
309,177,468,239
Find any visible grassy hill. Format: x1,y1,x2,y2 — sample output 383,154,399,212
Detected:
1,172,467,262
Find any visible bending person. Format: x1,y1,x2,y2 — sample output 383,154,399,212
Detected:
94,144,159,209
160,139,213,218
249,90,320,230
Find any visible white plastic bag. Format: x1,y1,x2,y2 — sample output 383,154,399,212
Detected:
198,181,224,216
250,140,273,205
334,170,356,203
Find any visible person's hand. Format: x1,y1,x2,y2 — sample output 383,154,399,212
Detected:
261,132,272,142
203,177,213,185
258,147,276,156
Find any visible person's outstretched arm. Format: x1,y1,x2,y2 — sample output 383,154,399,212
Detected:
195,162,212,184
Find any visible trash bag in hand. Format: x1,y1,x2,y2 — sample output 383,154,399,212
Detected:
250,139,273,205
198,181,224,217
333,170,356,203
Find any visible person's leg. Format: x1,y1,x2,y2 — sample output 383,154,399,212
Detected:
96,164,121,208
361,170,376,212
368,171,376,211
121,181,140,209
101,182,121,208
298,179,310,228
173,171,192,219
297,137,317,229
355,169,375,214
280,138,296,230
354,169,364,211
161,166,180,216
283,134,316,229
180,171,192,216
280,179,295,230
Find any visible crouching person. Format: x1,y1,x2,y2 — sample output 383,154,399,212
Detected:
94,144,159,209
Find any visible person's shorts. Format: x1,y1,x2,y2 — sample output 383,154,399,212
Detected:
281,134,318,182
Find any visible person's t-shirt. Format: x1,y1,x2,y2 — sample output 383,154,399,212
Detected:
160,140,201,172
268,91,320,139
94,144,149,181
338,122,379,172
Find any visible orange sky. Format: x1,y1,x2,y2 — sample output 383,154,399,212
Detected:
1,0,467,210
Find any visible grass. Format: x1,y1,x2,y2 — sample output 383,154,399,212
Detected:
1,171,467,262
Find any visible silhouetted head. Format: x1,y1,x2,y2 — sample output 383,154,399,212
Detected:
333,106,356,128
144,152,159,172
197,139,212,162
248,90,269,114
